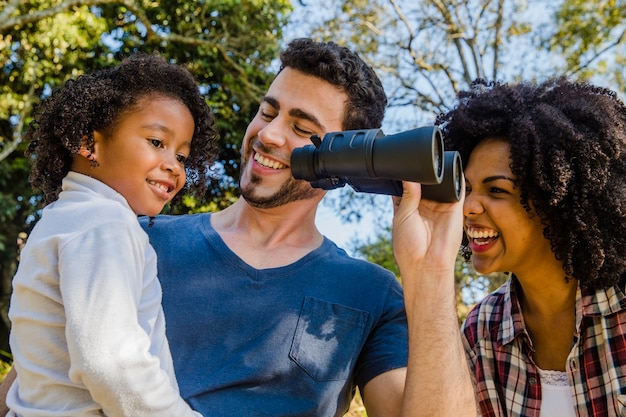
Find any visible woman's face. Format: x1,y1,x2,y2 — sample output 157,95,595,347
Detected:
463,138,553,277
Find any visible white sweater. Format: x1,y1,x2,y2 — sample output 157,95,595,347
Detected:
7,172,201,417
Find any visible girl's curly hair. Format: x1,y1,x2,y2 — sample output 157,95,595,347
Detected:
278,38,387,130
437,77,626,291
26,53,220,206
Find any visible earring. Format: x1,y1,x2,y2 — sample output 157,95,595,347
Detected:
78,144,99,168
459,245,472,262
87,152,99,168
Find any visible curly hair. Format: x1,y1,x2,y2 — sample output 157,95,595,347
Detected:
436,77,626,291
26,53,220,205
278,38,387,130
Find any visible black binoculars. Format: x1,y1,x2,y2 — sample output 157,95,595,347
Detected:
290,126,463,202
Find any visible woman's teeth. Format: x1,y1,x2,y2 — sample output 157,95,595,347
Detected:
466,227,499,239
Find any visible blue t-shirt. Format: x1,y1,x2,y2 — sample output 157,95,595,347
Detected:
141,213,408,417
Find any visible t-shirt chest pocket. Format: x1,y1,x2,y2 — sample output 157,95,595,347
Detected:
289,296,369,381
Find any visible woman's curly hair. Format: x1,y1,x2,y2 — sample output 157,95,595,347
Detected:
26,53,220,206
278,38,387,130
436,77,626,291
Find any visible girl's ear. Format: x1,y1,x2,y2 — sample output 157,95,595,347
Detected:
78,132,102,167
78,146,91,159
79,133,93,158
90,131,105,159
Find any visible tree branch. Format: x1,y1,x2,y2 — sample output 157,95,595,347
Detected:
491,0,505,80
430,0,473,86
0,0,266,97
0,84,35,163
570,28,626,76
0,0,22,25
0,0,120,33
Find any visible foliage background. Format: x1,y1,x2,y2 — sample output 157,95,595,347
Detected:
1,0,625,414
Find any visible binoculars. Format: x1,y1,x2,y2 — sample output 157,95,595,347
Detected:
290,126,462,202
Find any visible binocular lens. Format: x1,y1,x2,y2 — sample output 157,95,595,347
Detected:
290,126,462,202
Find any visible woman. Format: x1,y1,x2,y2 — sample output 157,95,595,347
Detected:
437,77,626,416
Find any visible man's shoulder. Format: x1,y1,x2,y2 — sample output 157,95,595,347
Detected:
139,212,208,231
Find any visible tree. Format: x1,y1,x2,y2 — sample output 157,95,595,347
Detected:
1,0,292,182
288,0,553,128
290,0,625,122
0,0,292,351
286,0,626,317
548,0,626,90
287,0,546,315
0,141,35,356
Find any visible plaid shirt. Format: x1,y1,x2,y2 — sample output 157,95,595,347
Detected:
462,276,626,416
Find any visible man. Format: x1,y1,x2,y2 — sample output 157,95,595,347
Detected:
145,38,474,416
0,38,475,416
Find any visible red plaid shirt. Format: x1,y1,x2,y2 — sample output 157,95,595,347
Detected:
462,276,626,416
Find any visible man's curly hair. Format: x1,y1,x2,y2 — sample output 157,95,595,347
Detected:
436,77,626,291
278,38,387,130
26,53,220,206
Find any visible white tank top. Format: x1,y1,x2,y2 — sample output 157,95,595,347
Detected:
538,367,576,417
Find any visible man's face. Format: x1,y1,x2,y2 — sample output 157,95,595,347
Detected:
239,67,348,209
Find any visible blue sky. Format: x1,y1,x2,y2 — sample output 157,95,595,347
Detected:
315,191,394,256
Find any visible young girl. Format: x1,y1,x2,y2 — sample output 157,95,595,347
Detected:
7,53,219,416
438,78,626,416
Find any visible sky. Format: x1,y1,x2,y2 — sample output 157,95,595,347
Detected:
285,0,553,256
315,192,393,256
282,4,403,256
282,0,603,257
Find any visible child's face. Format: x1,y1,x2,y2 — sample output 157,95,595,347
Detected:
89,96,195,216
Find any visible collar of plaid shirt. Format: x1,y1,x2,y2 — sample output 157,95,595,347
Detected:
462,276,626,417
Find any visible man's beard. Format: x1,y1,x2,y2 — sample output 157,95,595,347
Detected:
240,172,319,209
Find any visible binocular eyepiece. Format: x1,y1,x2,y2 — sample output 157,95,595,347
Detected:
290,126,463,202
